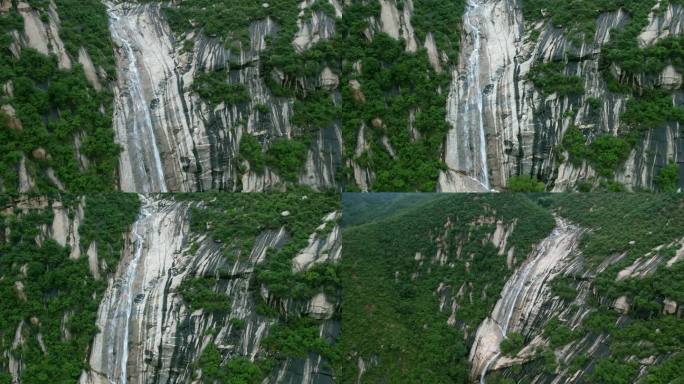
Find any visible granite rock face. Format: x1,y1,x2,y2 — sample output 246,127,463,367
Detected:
471,219,684,383
106,2,344,193
444,0,684,192
77,196,341,384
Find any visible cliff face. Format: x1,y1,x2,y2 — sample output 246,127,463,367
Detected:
0,0,118,193
469,195,684,383
466,0,684,191
77,196,341,384
102,0,683,193
1,1,682,192
469,217,585,382
106,2,342,193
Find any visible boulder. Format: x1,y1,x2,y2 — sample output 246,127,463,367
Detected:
614,295,630,314
1,105,22,130
660,65,682,90
308,292,335,320
3,80,12,97
32,147,49,161
319,67,339,91
0,0,11,13
663,298,677,315
349,80,365,102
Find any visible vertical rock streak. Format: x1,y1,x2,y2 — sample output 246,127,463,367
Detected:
472,217,583,382
107,4,168,193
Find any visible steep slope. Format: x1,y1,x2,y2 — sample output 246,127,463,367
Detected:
0,194,140,383
477,194,684,384
340,193,684,383
477,0,684,191
338,194,556,382
4,0,683,192
104,0,467,192
0,192,340,384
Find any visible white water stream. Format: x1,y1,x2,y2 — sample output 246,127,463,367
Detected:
107,3,167,193
443,0,490,191
105,195,153,383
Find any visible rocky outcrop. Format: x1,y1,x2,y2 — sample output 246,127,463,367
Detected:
470,217,583,381
16,1,71,69
473,224,684,383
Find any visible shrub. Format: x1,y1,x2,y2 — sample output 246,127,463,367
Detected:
500,332,524,355
655,162,679,192
507,175,545,192
587,135,631,177
178,277,230,314
528,62,584,96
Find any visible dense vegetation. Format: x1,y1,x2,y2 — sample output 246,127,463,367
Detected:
0,194,139,383
506,175,546,192
338,194,555,382
0,1,119,192
177,191,340,382
163,0,465,191
525,0,684,188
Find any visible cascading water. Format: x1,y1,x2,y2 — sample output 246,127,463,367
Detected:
105,195,153,383
107,2,168,193
441,0,490,191
473,217,582,383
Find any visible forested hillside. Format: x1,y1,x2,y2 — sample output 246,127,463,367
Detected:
340,193,684,383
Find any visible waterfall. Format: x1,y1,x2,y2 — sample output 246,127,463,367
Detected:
473,217,583,382
440,0,490,191
107,2,168,193
103,195,153,383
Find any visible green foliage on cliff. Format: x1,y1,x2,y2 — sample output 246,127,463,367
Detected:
193,71,251,106
164,0,303,45
262,317,337,359
528,62,585,96
338,193,555,382
264,139,309,182
0,194,138,382
547,194,684,383
526,0,684,185
561,126,631,177
239,134,267,173
178,277,231,313
506,175,546,192
500,332,525,355
267,23,453,190
655,162,679,192
196,344,265,384
79,193,140,269
0,2,119,193
184,191,340,381
164,0,464,191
